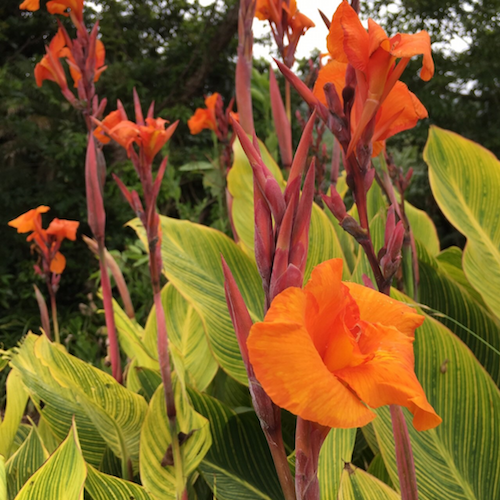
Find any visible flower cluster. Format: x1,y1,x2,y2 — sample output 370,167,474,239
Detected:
313,0,433,158
255,0,314,66
8,206,79,275
248,258,441,431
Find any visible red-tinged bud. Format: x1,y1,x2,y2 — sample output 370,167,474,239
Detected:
341,215,367,241
112,173,134,210
263,177,286,228
318,9,331,29
380,220,405,280
270,262,303,299
133,87,145,126
151,156,169,205
269,68,292,169
364,167,376,192
286,110,316,201
269,192,297,300
385,205,396,249
147,100,155,120
117,99,128,120
323,82,344,117
362,274,376,290
322,189,347,222
405,167,414,184
289,160,315,275
221,257,253,369
254,185,274,296
86,135,106,243
275,59,329,123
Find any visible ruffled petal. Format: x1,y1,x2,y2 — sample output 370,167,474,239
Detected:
50,251,67,274
338,1,370,71
335,322,441,431
390,31,434,81
345,281,424,337
248,295,376,429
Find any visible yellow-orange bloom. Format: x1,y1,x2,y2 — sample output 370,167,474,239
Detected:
247,259,441,431
8,206,49,233
187,93,220,135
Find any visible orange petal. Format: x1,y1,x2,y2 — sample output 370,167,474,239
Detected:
367,18,390,57
312,60,347,107
345,281,424,337
248,288,375,429
47,218,79,241
338,1,369,71
335,322,441,431
19,0,40,10
8,206,50,233
327,1,348,63
50,251,67,274
390,31,434,81
373,81,428,143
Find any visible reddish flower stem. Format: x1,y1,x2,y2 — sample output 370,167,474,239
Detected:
98,244,122,384
295,418,329,500
390,405,419,500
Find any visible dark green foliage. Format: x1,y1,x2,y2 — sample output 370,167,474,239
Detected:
0,0,239,351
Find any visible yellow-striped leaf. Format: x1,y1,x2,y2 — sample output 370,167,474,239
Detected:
11,334,147,468
1,456,6,500
139,381,211,499
85,464,155,500
143,283,218,392
129,216,264,385
417,242,500,385
318,428,356,499
337,466,400,500
0,369,29,459
424,126,500,319
189,389,284,499
14,421,86,500
6,426,48,499
372,295,500,499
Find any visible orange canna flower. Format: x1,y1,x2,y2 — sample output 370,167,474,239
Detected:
314,61,428,156
19,0,40,10
315,1,433,156
46,218,79,242
187,93,220,135
34,29,69,90
8,205,49,233
247,258,442,431
46,0,84,22
94,109,176,164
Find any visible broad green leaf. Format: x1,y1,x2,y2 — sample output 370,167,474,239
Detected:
144,283,218,392
0,456,6,500
318,428,356,499
6,426,48,499
417,242,500,385
139,382,211,499
112,298,157,368
14,421,86,500
228,138,347,280
135,366,163,402
0,369,28,459
372,294,500,500
424,126,500,319
367,454,394,489
337,466,400,500
11,334,147,468
405,202,440,256
129,216,264,385
85,464,155,500
189,389,284,500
